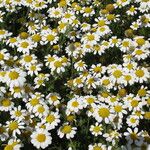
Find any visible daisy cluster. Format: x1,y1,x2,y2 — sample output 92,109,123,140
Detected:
0,0,150,150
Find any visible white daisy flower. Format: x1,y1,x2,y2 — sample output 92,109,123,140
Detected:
9,86,25,98
26,63,42,76
5,68,26,87
93,104,114,123
41,30,59,45
66,96,84,115
90,122,103,136
134,67,149,83
33,104,49,118
103,130,122,146
0,98,14,112
46,93,61,106
4,138,22,150
17,38,36,54
126,115,139,128
10,106,26,120
88,143,107,150
20,54,37,67
42,111,60,130
124,128,144,146
0,49,10,65
6,120,25,137
74,60,87,72
58,123,77,139
31,129,52,149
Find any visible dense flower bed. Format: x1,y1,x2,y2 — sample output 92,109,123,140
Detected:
0,0,150,149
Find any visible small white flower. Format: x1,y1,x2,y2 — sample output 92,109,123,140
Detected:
31,129,52,149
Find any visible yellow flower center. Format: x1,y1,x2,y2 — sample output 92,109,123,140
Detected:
37,106,45,113
59,23,66,29
24,55,32,62
54,61,62,67
87,34,95,41
122,41,129,47
118,89,127,97
46,34,55,41
107,14,115,20
9,71,19,80
46,114,55,123
1,99,11,107
121,0,127,2
75,5,82,11
110,97,117,102
59,0,67,7
47,57,55,62
20,32,28,39
32,34,41,42
86,98,94,104
113,70,122,78
15,111,22,117
93,45,101,51
30,65,36,71
13,86,21,93
84,7,92,13
112,38,118,44
130,133,137,140
37,79,44,85
93,126,102,133
98,20,105,27
130,118,136,123
36,134,46,142
88,78,94,84
135,49,143,55
134,111,141,116
129,6,135,12
102,79,110,85
124,75,131,81
98,107,110,118
50,95,58,101
93,146,102,150
93,66,102,73
138,89,146,97
9,38,17,43
35,2,45,7
131,100,139,107
20,42,29,48
64,13,72,18
75,78,82,84
135,70,144,77
144,112,150,119
136,38,145,46
0,53,4,60
126,63,133,70
85,44,91,49
4,145,14,150
114,105,122,112
0,30,5,35
30,98,39,106
61,125,72,134
54,11,60,15
72,101,79,107
9,121,18,131
101,92,109,98
67,115,75,122
78,61,84,67
99,27,105,32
